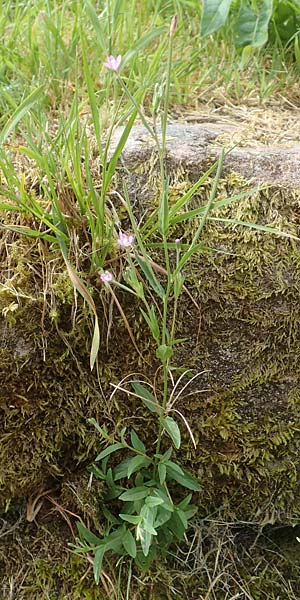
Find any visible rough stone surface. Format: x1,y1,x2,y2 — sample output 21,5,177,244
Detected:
111,123,300,187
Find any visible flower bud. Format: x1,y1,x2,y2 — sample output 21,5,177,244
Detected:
169,15,178,38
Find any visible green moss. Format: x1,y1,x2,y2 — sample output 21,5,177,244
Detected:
1,169,300,596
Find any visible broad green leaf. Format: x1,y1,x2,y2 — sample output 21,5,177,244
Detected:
130,430,146,453
114,457,137,480
165,460,185,475
123,529,137,558
77,522,102,546
235,0,273,48
166,464,202,492
152,488,174,512
119,486,149,501
142,521,157,535
139,526,153,557
154,507,172,528
95,442,124,462
161,416,181,449
156,344,173,363
200,0,233,37
135,255,165,299
145,496,164,508
132,382,161,414
126,455,151,478
93,546,105,584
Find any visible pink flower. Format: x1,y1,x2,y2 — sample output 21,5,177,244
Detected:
103,55,122,72
117,232,134,249
100,270,113,283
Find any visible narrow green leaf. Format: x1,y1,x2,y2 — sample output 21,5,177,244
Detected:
132,382,161,415
62,257,100,370
158,463,166,485
84,0,106,52
122,27,166,68
95,442,124,462
169,161,219,219
177,493,193,510
135,255,165,299
77,522,102,546
87,419,109,439
90,318,100,372
0,86,44,145
207,217,299,240
93,546,105,584
130,430,146,453
123,529,137,558
161,416,181,449
158,187,169,235
88,464,105,480
103,109,137,195
176,508,188,529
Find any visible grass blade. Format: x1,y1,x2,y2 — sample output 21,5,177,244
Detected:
0,86,44,145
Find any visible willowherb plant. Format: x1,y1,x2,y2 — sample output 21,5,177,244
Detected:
71,11,300,581
71,14,204,579
72,400,201,580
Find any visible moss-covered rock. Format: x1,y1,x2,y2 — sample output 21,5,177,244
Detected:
1,127,300,529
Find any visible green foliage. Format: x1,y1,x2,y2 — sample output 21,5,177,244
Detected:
72,414,200,577
201,0,300,53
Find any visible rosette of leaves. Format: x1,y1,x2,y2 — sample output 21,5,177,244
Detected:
71,384,201,582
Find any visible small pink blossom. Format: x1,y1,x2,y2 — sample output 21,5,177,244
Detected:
100,270,113,283
117,232,135,249
103,55,122,72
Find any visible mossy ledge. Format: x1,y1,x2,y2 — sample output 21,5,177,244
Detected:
0,129,300,596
